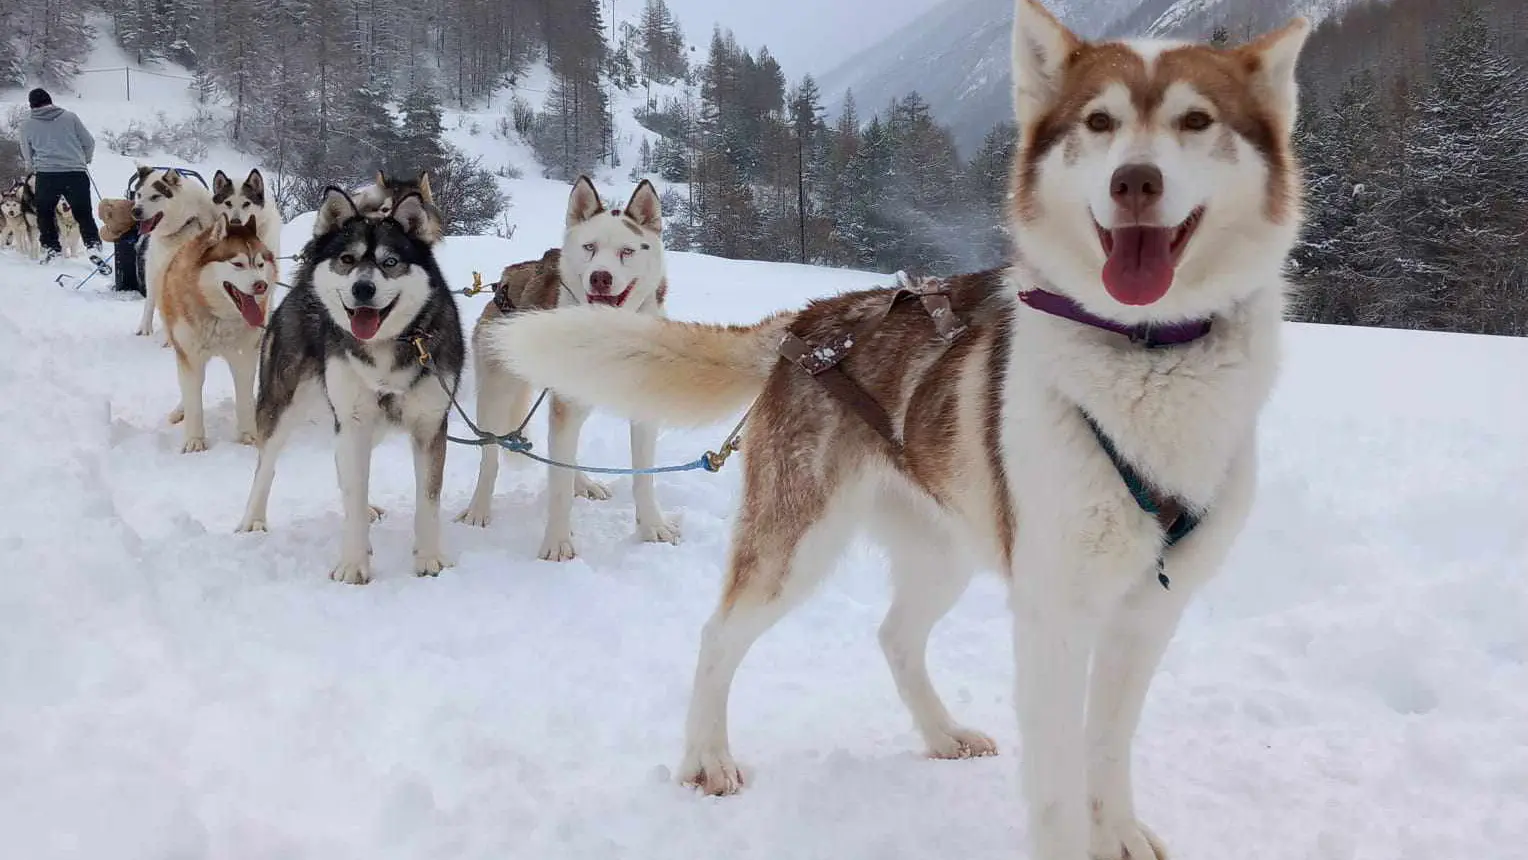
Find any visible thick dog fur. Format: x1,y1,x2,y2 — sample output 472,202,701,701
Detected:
0,188,39,259
55,198,84,258
161,216,276,453
458,176,678,561
133,166,216,337
486,3,1310,858
212,168,284,263
235,187,464,586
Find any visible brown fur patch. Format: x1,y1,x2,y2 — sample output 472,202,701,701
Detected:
721,269,1016,609
1012,40,1297,223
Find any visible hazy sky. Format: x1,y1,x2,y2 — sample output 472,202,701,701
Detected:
657,0,947,78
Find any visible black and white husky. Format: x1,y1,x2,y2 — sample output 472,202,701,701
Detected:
235,187,463,585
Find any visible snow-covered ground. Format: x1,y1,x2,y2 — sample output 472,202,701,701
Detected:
1,210,1526,859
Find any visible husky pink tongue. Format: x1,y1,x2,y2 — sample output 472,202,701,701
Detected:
232,292,264,327
350,307,383,340
1101,226,1175,306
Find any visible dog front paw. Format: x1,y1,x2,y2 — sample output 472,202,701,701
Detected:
181,436,208,454
413,552,449,577
574,474,612,500
454,505,491,528
637,516,681,545
234,517,267,533
1090,815,1168,860
168,405,184,424
537,533,577,562
329,557,372,585
925,726,998,760
679,749,747,797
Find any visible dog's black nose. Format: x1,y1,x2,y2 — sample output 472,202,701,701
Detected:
132,207,144,219
589,270,613,293
352,280,377,304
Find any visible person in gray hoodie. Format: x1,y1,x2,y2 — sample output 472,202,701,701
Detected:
20,88,103,262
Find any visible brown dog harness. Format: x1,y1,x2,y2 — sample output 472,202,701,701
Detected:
776,273,967,450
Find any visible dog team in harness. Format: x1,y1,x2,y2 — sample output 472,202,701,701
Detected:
27,2,1322,857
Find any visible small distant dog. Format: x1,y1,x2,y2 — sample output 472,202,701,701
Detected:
132,166,216,337
212,168,284,262
55,198,84,258
235,187,462,585
160,215,276,453
354,170,442,228
0,187,38,259
458,176,678,562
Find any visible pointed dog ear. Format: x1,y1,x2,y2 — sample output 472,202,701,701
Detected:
416,171,433,204
390,192,443,245
624,180,661,231
315,186,360,236
210,212,230,242
213,169,231,197
566,175,604,226
243,168,266,204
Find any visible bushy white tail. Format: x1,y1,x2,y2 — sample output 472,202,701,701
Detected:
484,306,795,427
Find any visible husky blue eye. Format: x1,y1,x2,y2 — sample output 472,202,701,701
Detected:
381,257,399,268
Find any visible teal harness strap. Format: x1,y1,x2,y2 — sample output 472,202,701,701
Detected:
1083,413,1200,589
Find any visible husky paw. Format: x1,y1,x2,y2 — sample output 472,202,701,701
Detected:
235,518,267,533
413,553,449,577
679,750,747,796
237,432,257,446
134,324,153,337
181,437,208,454
637,517,681,545
368,505,386,523
1090,813,1168,860
454,506,491,528
537,534,578,562
574,475,612,501
925,726,998,760
168,406,184,424
329,558,372,585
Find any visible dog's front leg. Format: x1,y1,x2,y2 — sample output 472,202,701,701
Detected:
537,395,588,561
631,420,679,544
1011,543,1102,860
174,345,210,453
411,418,449,576
330,416,375,585
136,276,158,336
229,346,259,445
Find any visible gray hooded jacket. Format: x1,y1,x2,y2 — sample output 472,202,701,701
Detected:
21,105,95,173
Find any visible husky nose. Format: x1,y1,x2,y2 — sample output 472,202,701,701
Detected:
252,281,269,295
132,206,145,219
352,280,377,304
1110,163,1163,216
589,270,613,293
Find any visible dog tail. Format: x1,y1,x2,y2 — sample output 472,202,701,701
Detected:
484,306,796,427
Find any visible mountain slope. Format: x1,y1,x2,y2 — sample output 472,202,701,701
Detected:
819,0,1377,155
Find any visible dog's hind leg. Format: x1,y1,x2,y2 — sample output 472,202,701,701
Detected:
869,504,993,761
456,347,531,527
678,471,866,796
236,373,305,534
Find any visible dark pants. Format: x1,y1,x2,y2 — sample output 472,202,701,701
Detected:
35,171,101,253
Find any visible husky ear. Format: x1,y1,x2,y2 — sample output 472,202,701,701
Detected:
1011,0,1082,125
416,171,433,204
374,169,388,189
315,186,360,236
243,168,266,204
163,170,182,188
391,192,443,244
566,175,604,226
624,180,661,232
1239,18,1311,134
213,169,232,197
210,213,230,242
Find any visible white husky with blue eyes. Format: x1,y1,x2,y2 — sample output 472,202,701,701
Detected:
457,175,678,562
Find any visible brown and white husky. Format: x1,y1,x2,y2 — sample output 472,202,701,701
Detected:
485,2,1311,858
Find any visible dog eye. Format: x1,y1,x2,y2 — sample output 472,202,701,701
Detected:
339,253,357,265
1084,111,1115,133
582,242,596,253
619,247,635,260
380,256,399,268
232,261,245,269
1180,110,1214,132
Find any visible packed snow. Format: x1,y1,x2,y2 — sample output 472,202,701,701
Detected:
1,212,1525,858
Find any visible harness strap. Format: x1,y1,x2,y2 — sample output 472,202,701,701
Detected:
777,274,967,450
1084,413,1200,589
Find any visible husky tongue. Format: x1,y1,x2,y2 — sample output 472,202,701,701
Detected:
1101,226,1175,306
228,288,265,327
350,307,383,340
